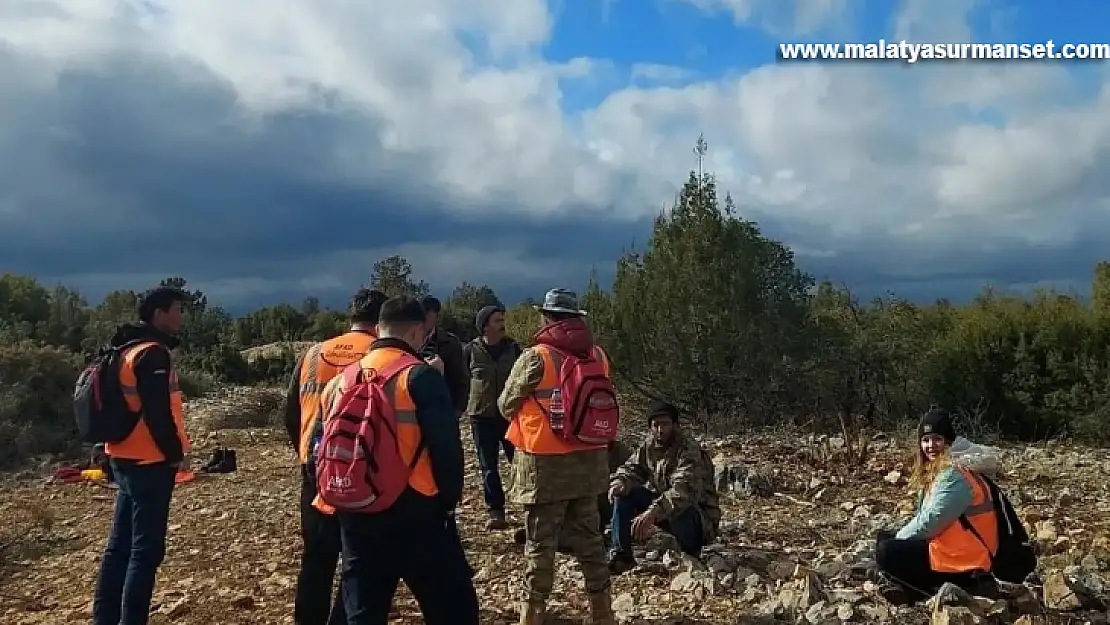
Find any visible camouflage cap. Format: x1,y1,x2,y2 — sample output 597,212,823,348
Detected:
533,288,587,316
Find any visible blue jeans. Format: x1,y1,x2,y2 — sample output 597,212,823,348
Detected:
471,418,514,512
610,485,704,556
92,460,176,625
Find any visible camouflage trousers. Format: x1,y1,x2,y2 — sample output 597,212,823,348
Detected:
522,496,611,604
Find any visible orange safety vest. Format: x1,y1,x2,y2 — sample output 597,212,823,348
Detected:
296,330,376,464
505,344,611,456
928,466,999,573
311,346,437,513
105,342,191,464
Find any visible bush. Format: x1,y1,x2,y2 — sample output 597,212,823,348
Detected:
0,342,84,469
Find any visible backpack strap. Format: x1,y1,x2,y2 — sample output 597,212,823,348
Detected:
369,352,426,468
957,469,997,560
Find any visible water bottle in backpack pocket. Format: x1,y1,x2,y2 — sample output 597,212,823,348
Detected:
73,341,145,444
314,355,426,514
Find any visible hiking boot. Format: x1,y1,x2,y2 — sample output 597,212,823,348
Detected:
514,528,527,545
517,601,545,625
608,550,636,575
588,589,615,625
486,509,508,530
200,449,224,473
207,449,237,474
876,573,913,606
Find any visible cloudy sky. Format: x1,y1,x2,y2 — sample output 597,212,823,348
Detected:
3,0,1109,311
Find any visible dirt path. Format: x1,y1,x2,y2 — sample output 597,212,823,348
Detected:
2,420,1108,624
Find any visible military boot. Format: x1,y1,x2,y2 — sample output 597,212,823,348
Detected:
518,602,545,625
588,589,616,625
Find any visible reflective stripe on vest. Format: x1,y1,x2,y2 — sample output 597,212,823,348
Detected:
297,331,375,464
505,344,610,456
105,341,191,464
311,346,437,514
928,466,998,573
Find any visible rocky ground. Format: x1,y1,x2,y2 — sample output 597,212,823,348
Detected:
1,386,1109,624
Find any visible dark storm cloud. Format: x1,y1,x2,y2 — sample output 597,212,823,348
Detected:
1,45,1104,312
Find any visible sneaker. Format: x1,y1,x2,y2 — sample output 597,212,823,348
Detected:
486,509,508,530
608,550,636,575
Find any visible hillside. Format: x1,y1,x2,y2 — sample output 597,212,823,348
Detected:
1,387,1108,624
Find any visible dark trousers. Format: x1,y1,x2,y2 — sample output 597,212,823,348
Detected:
875,533,979,600
92,460,176,625
471,418,514,512
610,485,704,556
296,471,346,625
339,490,479,625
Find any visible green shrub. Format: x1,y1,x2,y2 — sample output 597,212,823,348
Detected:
0,342,84,469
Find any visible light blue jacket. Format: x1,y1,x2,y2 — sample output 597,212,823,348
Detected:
895,464,974,540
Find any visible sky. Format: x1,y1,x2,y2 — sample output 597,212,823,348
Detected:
2,0,1110,312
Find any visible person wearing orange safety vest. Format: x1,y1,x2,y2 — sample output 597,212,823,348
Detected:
497,289,615,625
874,407,1000,604
334,296,477,625
92,287,191,625
282,288,386,625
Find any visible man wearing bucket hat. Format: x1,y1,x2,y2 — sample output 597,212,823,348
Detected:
498,289,615,625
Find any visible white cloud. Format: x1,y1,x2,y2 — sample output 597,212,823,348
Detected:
2,0,1109,302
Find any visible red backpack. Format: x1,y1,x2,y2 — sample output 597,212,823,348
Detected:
544,346,620,444
315,354,423,513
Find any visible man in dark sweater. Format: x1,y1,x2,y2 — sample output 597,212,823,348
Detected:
464,305,522,529
419,296,468,417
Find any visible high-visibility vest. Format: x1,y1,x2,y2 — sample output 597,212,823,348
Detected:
928,466,999,573
311,346,437,513
296,331,375,464
105,342,191,464
505,344,611,455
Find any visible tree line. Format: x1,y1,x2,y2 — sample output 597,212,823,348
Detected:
3,163,1110,468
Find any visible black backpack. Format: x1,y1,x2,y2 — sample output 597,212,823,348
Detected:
73,341,145,444
959,474,1037,583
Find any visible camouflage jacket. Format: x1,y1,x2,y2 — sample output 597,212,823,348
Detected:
612,431,722,541
498,346,610,505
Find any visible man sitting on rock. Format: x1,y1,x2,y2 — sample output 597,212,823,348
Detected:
607,401,720,573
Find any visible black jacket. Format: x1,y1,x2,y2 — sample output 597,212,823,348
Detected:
420,327,468,416
377,338,466,512
109,322,184,464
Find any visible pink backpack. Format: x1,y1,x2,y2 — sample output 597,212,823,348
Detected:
315,354,422,513
546,346,620,444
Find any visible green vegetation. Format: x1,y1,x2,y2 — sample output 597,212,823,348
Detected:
3,148,1110,468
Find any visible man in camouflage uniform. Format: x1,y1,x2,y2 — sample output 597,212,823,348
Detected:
512,438,633,549
607,400,721,573
498,288,614,625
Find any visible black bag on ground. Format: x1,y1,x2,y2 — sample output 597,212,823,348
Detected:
73,341,144,444
959,474,1037,583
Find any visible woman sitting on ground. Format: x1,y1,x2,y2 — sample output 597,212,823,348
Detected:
875,407,999,604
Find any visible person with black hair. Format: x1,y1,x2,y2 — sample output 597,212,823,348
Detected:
465,304,522,530
419,295,468,417
283,287,387,625
92,286,191,625
335,296,478,625
873,407,1000,604
607,401,720,574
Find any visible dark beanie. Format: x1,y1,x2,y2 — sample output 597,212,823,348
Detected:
646,400,679,426
475,305,503,331
918,406,956,442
